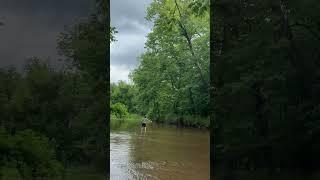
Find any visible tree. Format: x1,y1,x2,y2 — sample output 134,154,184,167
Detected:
131,0,209,126
0,57,107,176
212,0,320,178
56,0,109,173
111,81,138,113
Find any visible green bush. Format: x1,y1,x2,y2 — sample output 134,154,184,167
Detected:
0,129,63,179
111,102,129,119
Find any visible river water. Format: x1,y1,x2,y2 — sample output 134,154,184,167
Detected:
110,124,210,180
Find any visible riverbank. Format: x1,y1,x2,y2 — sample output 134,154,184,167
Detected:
110,114,143,130
158,114,209,128
110,113,209,130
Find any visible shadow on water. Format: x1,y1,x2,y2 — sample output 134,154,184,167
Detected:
110,124,209,180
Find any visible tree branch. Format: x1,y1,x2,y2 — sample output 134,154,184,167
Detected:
174,0,208,87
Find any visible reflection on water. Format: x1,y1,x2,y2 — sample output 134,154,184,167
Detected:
110,125,209,180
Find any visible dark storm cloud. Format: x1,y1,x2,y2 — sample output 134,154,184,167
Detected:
110,0,153,82
0,0,95,70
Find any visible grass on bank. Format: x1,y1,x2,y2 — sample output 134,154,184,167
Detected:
110,113,142,131
110,113,209,130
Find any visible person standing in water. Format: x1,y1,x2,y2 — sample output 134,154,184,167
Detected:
141,115,152,133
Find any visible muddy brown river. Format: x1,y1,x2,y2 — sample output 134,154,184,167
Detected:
110,125,210,180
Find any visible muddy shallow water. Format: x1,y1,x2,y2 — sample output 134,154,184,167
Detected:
110,125,210,180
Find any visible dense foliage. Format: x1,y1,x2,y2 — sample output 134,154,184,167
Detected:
0,0,109,178
212,0,320,178
0,58,105,178
111,81,138,114
111,102,129,119
128,0,210,127
0,128,63,179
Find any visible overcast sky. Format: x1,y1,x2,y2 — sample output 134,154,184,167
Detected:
0,0,153,82
110,0,153,83
0,0,94,70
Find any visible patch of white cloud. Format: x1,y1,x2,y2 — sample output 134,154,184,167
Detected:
110,64,133,83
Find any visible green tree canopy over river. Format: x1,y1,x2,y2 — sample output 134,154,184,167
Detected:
111,0,210,128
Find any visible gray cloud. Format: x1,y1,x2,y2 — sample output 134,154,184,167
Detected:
111,32,148,66
0,0,95,70
110,0,153,82
111,0,152,26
